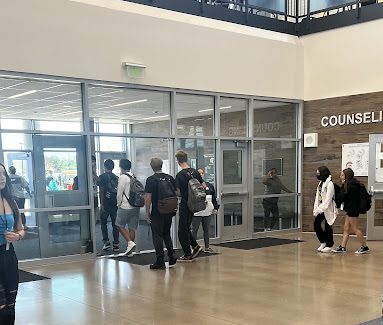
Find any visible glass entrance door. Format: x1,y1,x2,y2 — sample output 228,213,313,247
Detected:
367,134,383,240
220,140,249,241
32,135,90,257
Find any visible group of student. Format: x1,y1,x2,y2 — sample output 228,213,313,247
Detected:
313,166,370,254
97,150,219,269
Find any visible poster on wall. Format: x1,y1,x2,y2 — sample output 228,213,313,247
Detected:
341,143,369,176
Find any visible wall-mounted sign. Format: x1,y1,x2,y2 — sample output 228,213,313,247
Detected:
341,143,369,176
321,111,383,127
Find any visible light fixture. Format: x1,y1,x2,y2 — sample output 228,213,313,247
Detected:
8,90,37,99
219,106,232,110
113,99,148,107
143,115,169,120
198,108,214,113
122,62,146,78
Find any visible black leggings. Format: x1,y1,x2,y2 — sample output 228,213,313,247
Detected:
0,244,18,325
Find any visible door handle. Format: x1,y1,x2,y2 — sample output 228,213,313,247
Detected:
221,192,248,196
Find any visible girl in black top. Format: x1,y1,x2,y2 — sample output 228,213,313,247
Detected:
0,163,25,324
332,168,370,254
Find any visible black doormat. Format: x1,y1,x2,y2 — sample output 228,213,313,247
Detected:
109,249,219,266
19,270,49,283
359,318,382,325
212,237,303,250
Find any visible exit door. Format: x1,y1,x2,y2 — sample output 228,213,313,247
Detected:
220,140,250,241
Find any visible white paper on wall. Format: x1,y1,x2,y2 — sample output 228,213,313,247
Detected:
341,143,369,177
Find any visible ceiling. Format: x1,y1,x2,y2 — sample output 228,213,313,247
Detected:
0,76,292,125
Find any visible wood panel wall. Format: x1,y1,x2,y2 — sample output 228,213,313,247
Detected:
303,91,383,234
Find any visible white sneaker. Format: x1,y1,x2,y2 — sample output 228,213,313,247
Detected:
123,241,136,256
321,247,333,253
317,243,326,252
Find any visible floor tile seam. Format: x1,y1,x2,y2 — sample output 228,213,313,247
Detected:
43,292,147,325
56,285,243,325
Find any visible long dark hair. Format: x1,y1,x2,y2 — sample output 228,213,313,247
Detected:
342,168,356,193
0,163,20,230
317,166,331,182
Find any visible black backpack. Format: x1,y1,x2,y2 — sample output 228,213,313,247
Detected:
359,183,372,214
157,175,178,215
186,170,206,214
104,173,118,201
333,182,342,208
124,174,145,208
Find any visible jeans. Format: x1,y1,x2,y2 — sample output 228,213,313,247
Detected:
0,244,18,325
314,213,334,247
150,214,174,262
14,198,26,226
263,199,279,229
191,215,212,248
178,204,198,257
100,205,119,244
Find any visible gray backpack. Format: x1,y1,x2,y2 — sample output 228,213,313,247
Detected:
187,171,206,213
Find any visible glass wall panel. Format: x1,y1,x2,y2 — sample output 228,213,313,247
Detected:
176,139,216,183
254,196,297,232
253,140,297,195
2,133,32,150
254,101,297,138
176,94,214,136
220,97,247,137
0,76,82,132
88,86,171,136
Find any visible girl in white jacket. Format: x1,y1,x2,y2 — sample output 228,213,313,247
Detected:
313,166,338,253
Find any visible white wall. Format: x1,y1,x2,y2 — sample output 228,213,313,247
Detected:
0,0,303,100
302,19,383,101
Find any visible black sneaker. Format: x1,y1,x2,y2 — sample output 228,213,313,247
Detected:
169,256,177,267
113,244,119,252
150,262,166,270
332,245,346,253
355,246,370,254
177,255,194,262
191,245,202,259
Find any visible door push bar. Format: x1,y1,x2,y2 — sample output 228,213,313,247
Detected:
370,186,383,194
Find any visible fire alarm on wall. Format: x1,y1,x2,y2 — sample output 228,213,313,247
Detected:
304,133,318,148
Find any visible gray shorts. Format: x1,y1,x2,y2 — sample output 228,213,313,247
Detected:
116,207,140,230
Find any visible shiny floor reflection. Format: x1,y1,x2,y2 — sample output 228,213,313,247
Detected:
17,233,382,325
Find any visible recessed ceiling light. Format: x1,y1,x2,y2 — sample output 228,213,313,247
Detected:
113,99,147,107
219,106,232,110
8,90,37,99
142,115,169,120
198,108,213,113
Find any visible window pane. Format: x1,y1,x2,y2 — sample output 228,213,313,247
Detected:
254,101,297,138
98,123,124,134
253,141,296,195
176,94,214,136
2,133,32,150
254,196,297,232
176,139,215,183
88,86,171,136
98,136,124,152
223,150,242,185
220,97,247,137
0,76,82,132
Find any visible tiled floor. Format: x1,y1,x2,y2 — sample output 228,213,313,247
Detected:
17,233,382,325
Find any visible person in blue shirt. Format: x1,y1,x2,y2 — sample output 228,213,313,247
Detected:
0,163,25,325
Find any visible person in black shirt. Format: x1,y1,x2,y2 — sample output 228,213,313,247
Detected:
145,158,177,269
175,151,206,262
332,168,370,254
98,159,119,251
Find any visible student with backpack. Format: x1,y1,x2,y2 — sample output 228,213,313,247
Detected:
192,168,219,253
116,159,143,256
144,158,178,269
332,168,370,254
175,151,206,262
313,166,338,253
98,159,119,251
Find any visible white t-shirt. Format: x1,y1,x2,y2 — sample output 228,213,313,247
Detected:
116,172,134,210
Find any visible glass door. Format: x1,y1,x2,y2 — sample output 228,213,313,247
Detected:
367,134,383,240
220,140,249,241
33,135,90,257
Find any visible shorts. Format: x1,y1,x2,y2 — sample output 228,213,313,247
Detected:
116,207,140,230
